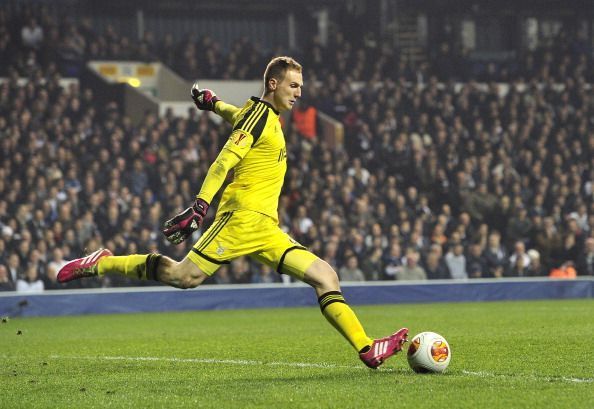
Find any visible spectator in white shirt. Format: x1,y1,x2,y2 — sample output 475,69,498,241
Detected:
17,264,45,293
509,241,531,270
445,243,468,279
21,18,44,50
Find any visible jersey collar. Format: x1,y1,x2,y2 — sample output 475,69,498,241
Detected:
251,96,280,115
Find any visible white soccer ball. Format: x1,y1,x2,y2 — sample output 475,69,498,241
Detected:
407,331,451,373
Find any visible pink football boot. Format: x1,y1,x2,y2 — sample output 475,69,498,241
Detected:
57,248,113,283
359,327,409,369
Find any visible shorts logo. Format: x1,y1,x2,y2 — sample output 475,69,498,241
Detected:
216,244,226,255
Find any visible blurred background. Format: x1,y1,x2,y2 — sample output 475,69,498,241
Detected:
0,0,593,292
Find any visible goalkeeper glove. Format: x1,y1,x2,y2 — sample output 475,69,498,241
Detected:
191,82,219,112
162,198,209,245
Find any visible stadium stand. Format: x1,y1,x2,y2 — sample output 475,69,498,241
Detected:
0,1,592,292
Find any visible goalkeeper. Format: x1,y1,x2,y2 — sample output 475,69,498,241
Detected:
57,56,408,368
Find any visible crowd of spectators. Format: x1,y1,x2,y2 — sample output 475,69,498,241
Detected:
0,4,593,292
0,4,268,80
2,3,592,84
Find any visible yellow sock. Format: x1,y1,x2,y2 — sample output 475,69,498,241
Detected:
97,254,162,281
319,291,373,352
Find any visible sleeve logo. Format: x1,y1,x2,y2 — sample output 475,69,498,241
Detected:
232,132,248,147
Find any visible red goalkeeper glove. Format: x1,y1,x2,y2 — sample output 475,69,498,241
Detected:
162,198,209,244
191,82,219,112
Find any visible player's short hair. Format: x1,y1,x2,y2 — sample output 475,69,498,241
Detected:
263,56,302,94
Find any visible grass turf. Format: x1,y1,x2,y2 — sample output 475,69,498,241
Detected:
1,299,593,408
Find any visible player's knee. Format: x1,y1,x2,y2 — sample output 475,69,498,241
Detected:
304,259,340,292
322,269,340,290
178,273,207,289
174,263,208,289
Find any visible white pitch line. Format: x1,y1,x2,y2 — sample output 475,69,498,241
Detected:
49,355,372,371
462,370,593,384
5,355,593,384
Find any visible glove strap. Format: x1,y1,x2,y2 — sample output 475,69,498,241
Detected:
194,198,209,215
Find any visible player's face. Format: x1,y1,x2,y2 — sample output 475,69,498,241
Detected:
272,69,303,112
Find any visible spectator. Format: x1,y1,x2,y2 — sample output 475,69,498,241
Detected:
509,241,531,271
465,243,486,278
44,262,64,290
339,254,366,282
7,253,21,284
292,97,317,140
423,245,451,280
360,246,384,281
508,253,530,277
322,240,340,271
482,231,508,278
382,241,403,280
0,264,15,291
549,262,577,279
506,207,533,248
46,247,67,275
229,257,252,284
576,237,594,276
445,243,467,279
364,223,388,250
251,264,281,284
21,18,43,51
213,265,232,285
526,249,546,277
16,263,44,292
0,238,7,265
396,248,427,281
294,205,314,236
535,217,563,268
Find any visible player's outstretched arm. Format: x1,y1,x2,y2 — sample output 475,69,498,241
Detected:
161,147,242,244
191,82,240,125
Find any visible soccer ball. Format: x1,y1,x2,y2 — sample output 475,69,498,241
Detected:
407,331,451,373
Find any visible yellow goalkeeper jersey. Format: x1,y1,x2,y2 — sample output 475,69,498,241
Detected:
210,97,287,222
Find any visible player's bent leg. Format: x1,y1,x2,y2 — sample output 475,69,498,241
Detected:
97,253,164,281
157,256,209,289
58,250,163,283
301,258,340,297
282,253,373,355
58,249,208,289
298,255,408,369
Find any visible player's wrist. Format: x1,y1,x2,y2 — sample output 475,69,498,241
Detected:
193,198,209,216
211,97,220,112
204,92,219,112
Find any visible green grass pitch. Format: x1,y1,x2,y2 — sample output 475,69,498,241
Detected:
1,299,593,408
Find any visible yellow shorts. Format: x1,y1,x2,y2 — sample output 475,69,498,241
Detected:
187,210,318,279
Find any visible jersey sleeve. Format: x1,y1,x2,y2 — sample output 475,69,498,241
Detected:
214,100,241,125
197,101,270,203
196,143,243,203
